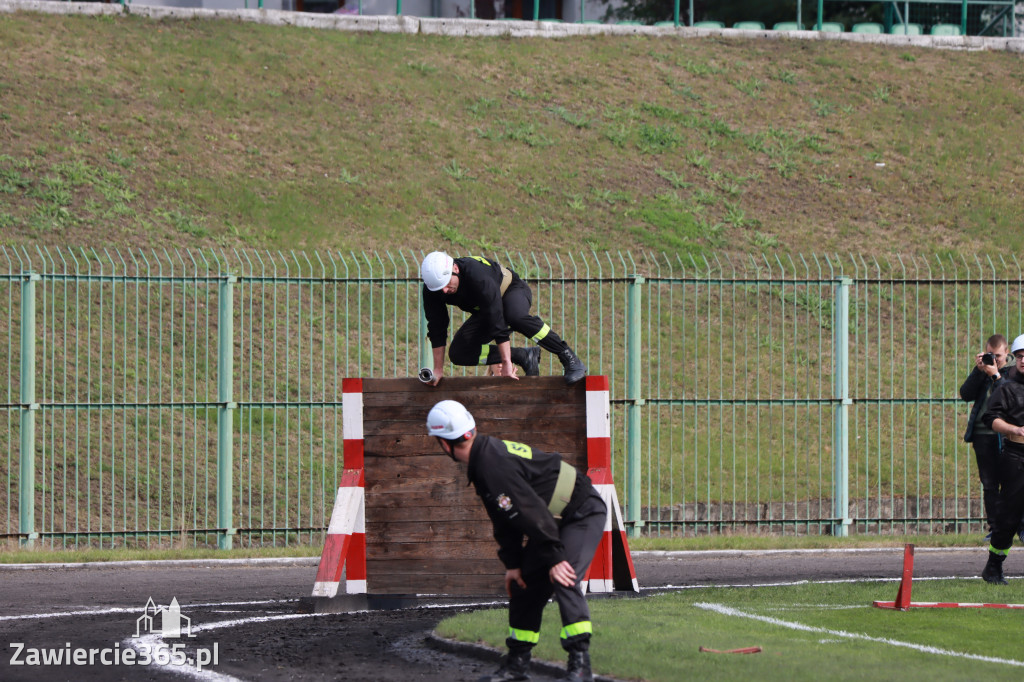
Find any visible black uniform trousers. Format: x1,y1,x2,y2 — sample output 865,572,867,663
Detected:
991,449,1024,551
448,280,568,366
972,433,1002,530
507,489,607,652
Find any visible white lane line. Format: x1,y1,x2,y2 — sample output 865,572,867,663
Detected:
0,599,291,622
0,557,319,570
695,601,1024,667
639,547,983,557
647,574,973,591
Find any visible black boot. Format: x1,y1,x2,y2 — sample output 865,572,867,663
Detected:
510,346,541,377
982,551,1008,585
563,649,592,682
478,647,531,682
558,347,587,385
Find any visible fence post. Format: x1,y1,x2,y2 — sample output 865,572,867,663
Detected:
218,274,236,550
626,275,645,538
832,277,852,537
19,272,39,548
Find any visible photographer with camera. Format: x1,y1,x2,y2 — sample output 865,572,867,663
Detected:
960,334,1011,538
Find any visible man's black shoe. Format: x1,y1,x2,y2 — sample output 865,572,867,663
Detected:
522,346,541,376
982,554,1008,585
562,650,592,682
478,650,531,682
558,348,587,385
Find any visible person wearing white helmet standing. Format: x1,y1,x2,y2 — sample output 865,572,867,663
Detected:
419,251,587,386
979,333,1024,585
426,400,606,682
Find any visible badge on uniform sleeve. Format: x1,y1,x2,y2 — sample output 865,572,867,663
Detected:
497,494,513,512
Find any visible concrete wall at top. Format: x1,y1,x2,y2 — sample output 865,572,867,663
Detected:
3,0,1024,50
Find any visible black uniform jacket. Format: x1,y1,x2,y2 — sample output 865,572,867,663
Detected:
466,435,593,571
982,367,1024,455
960,364,1011,442
423,257,515,349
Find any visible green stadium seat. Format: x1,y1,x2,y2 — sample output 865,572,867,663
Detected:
889,23,923,35
930,23,962,35
851,22,883,33
654,21,678,27
732,21,765,30
773,21,805,30
693,20,725,28
818,22,844,32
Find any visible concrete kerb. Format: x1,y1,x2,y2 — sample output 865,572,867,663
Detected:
2,0,1023,52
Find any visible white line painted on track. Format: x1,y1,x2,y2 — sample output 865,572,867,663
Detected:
0,599,292,622
0,557,319,570
645,574,985,592
695,601,1024,667
638,547,984,557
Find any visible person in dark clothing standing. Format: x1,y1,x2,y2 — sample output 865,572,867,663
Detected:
960,333,1011,535
420,252,587,386
980,334,1024,585
426,399,606,682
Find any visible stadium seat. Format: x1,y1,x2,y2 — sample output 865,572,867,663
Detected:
732,21,765,30
889,23,923,34
693,20,725,28
773,21,805,30
654,21,678,26
930,23,962,35
851,22,884,33
818,21,844,32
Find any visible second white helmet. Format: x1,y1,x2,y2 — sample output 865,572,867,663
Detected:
421,251,454,292
426,400,476,440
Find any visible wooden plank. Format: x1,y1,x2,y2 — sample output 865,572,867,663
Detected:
365,433,585,459
367,539,498,560
367,558,504,575
368,504,491,522
364,402,586,422
369,573,505,596
362,376,574,395
365,414,584,437
366,520,495,545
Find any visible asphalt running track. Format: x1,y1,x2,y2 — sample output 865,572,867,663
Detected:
0,547,998,681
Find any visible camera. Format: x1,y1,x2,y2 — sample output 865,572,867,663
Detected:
982,352,995,366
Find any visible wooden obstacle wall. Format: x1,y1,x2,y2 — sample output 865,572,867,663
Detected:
361,376,587,596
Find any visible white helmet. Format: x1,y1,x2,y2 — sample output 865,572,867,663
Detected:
426,400,476,440
421,251,454,292
1011,334,1024,355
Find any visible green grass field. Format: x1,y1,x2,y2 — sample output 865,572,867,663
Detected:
437,578,1024,681
2,11,1023,257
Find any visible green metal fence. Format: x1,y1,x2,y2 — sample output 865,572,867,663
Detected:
2,247,1021,548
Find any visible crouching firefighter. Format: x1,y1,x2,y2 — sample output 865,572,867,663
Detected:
426,400,607,682
419,251,587,385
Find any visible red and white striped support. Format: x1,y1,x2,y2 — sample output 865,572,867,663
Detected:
583,375,639,594
312,469,366,597
873,543,1024,610
311,379,367,598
